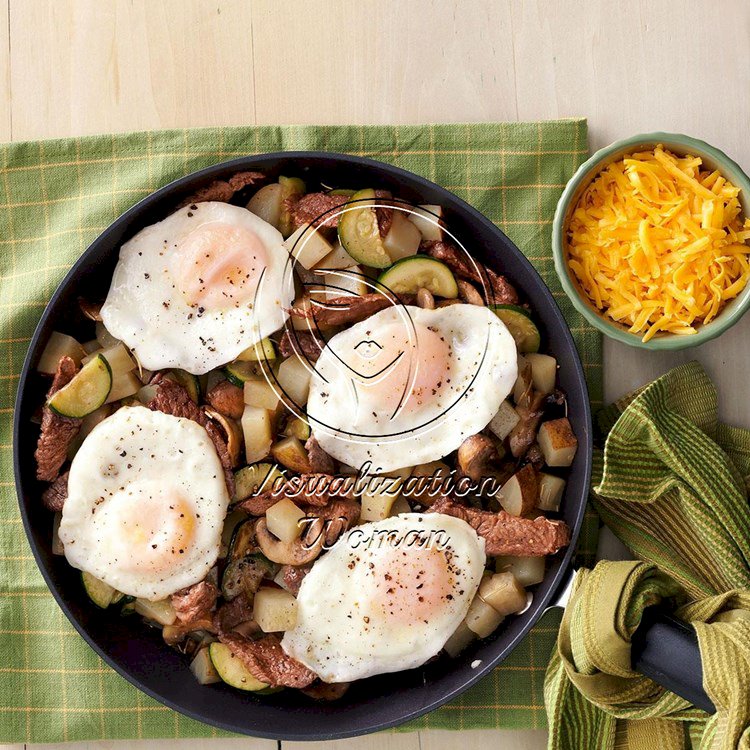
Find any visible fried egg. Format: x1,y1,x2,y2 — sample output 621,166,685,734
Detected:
58,407,230,600
101,202,294,375
306,304,517,472
281,513,486,682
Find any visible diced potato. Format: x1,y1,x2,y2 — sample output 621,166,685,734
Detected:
495,556,545,587
323,267,368,299
52,513,64,555
465,593,504,638
95,321,121,349
538,418,578,467
83,343,135,375
242,405,274,464
82,339,101,355
389,495,412,516
105,371,142,404
37,332,86,374
513,355,530,403
479,572,527,616
538,473,566,512
276,354,312,406
526,353,557,395
316,241,357,270
498,465,538,517
488,400,521,441
443,620,476,657
408,204,444,242
266,498,305,544
247,183,284,229
383,211,422,262
253,587,299,633
359,476,403,522
190,647,221,685
284,224,334,269
243,378,281,411
271,436,311,473
134,598,177,626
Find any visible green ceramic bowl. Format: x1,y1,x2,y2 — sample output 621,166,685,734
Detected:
552,132,750,350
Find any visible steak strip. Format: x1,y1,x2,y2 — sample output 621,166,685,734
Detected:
305,435,335,474
291,292,415,327
290,192,348,230
422,240,519,305
178,171,265,208
205,380,245,420
279,563,312,596
279,329,325,362
35,356,82,482
218,632,317,688
430,497,570,556
41,471,69,512
171,581,218,624
213,595,256,634
299,497,360,546
148,374,234,496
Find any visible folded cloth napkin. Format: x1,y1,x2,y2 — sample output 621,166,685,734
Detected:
0,120,601,742
545,361,750,750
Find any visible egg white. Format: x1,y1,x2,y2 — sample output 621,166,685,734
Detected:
101,202,295,375
281,513,486,682
58,407,230,601
307,304,518,472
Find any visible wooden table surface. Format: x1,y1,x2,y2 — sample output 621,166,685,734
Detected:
3,1,749,748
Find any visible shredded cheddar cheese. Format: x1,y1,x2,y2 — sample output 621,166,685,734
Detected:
566,145,750,342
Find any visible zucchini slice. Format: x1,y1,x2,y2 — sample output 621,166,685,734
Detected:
234,462,285,502
235,338,277,363
278,176,306,238
328,188,356,197
224,361,261,387
491,305,541,353
337,189,392,268
209,642,269,691
282,416,311,441
82,571,117,609
48,354,112,418
221,554,276,600
166,369,200,402
377,256,458,298
228,519,259,561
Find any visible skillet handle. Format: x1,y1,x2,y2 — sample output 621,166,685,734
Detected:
631,608,715,713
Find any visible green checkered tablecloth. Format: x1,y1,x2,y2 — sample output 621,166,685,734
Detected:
0,121,601,742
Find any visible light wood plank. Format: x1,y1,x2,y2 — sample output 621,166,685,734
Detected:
251,0,517,125
284,734,419,750
9,0,256,140
421,729,547,750
0,744,23,750
0,0,9,141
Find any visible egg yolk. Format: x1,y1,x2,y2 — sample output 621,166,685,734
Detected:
343,321,449,415
369,542,457,625
173,221,268,311
101,484,197,574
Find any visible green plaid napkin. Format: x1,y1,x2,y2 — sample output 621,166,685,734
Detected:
0,120,600,742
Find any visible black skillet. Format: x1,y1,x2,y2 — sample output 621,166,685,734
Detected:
12,152,713,741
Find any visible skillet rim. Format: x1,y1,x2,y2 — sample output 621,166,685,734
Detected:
13,151,592,740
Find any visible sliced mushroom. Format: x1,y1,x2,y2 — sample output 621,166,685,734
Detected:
457,434,502,482
78,298,103,322
204,407,243,468
255,518,325,566
416,287,435,309
456,279,483,306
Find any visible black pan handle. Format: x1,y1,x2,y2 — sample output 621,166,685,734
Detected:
631,608,715,713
